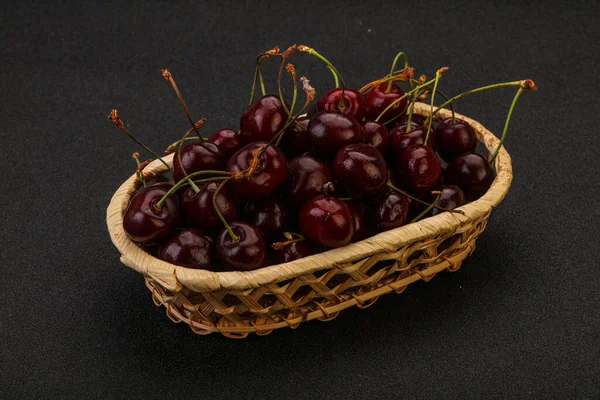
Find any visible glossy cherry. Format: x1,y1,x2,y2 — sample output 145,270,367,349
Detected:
239,95,287,144
278,116,311,158
216,221,267,271
245,197,290,239
299,195,354,248
227,142,288,201
364,82,408,122
389,122,435,159
333,143,387,198
207,129,243,160
307,111,364,156
173,142,225,182
123,184,181,244
271,240,313,264
181,182,239,231
286,155,333,208
362,121,389,156
373,190,410,232
397,144,441,192
434,118,477,162
430,184,466,216
158,228,216,270
444,151,494,201
316,88,367,120
346,200,369,241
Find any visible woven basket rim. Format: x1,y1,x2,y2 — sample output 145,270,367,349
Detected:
106,103,513,292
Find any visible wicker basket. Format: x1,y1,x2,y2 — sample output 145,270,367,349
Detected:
106,103,512,338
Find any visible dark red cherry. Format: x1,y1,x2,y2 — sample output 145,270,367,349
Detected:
362,121,389,156
397,113,428,127
158,228,216,270
239,95,287,144
123,185,181,244
173,142,225,182
181,182,239,231
207,129,243,160
245,197,290,239
444,152,494,201
299,195,354,248
430,184,466,216
397,144,441,192
278,116,311,158
306,103,318,119
434,118,477,162
333,143,387,198
216,221,267,271
364,82,408,122
227,142,288,201
316,88,367,120
286,155,333,208
346,200,369,241
307,111,364,156
389,122,435,160
373,190,410,232
271,240,313,264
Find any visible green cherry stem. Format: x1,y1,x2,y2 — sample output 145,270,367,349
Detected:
155,170,232,209
411,78,456,124
489,87,525,164
132,152,146,187
176,118,207,193
213,178,239,242
271,237,305,250
275,64,299,147
108,109,173,173
249,46,281,105
161,69,206,142
374,76,439,123
386,51,409,93
410,192,442,223
277,45,297,116
298,45,346,109
164,134,206,155
386,181,465,215
424,68,448,144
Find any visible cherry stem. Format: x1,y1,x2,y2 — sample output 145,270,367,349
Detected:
176,118,207,193
132,152,146,187
277,46,297,116
410,192,442,223
249,46,280,105
359,67,414,94
276,64,299,147
411,79,455,123
298,45,345,109
387,51,409,93
271,237,305,250
489,87,525,165
424,68,446,145
283,232,304,240
164,134,206,155
213,178,239,242
155,171,231,209
161,69,206,142
374,76,439,122
328,66,339,87
386,181,465,215
108,109,173,173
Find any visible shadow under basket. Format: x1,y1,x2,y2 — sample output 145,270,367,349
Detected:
106,103,512,338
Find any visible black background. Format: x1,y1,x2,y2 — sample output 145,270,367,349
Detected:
2,1,599,398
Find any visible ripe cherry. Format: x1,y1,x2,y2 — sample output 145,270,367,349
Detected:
307,111,364,156
364,82,407,122
299,195,354,248
396,144,441,192
286,155,333,208
362,121,389,156
181,181,239,231
158,228,216,270
207,128,243,160
278,116,311,158
373,190,410,232
216,221,267,271
430,184,466,216
389,122,435,159
444,151,494,201
245,197,290,239
333,143,388,198
123,184,181,244
173,142,225,182
434,117,477,162
316,88,367,120
227,142,288,201
239,95,288,144
346,200,369,241
271,240,313,264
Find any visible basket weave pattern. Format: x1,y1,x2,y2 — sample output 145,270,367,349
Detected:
107,104,512,338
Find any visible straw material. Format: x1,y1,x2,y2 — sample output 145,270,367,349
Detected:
106,103,512,338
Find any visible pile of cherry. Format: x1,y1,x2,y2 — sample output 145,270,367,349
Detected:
110,45,535,272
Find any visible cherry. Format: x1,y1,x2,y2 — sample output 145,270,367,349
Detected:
346,200,369,241
216,221,267,271
181,181,239,231
245,197,290,239
299,195,354,248
207,129,243,160
433,117,477,162
123,184,181,244
227,142,288,201
430,184,466,216
158,228,216,270
239,95,288,144
173,142,225,182
306,103,318,119
362,121,389,156
444,151,494,201
389,122,435,159
396,144,441,192
364,82,407,122
286,155,333,208
333,143,387,198
373,190,410,232
271,240,313,264
316,88,367,120
278,116,311,158
307,111,364,156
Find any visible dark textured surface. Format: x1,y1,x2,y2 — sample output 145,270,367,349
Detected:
1,1,599,398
